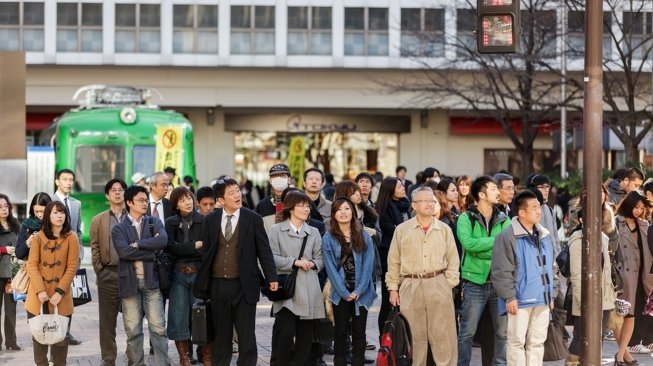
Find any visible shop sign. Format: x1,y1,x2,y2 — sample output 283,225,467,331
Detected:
225,113,411,133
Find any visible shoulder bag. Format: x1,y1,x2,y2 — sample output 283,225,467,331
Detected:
261,235,308,302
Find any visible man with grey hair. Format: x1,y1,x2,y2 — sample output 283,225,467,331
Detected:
494,173,515,217
148,172,171,222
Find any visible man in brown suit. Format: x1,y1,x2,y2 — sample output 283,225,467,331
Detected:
90,178,128,366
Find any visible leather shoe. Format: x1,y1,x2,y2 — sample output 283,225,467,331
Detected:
6,344,21,351
364,357,374,364
365,342,376,351
322,344,334,355
66,334,82,345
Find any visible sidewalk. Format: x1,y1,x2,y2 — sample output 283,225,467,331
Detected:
0,264,649,365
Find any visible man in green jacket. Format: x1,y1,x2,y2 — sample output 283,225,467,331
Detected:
456,176,511,366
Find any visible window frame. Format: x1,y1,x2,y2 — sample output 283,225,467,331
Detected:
400,7,445,58
230,5,275,55
74,144,125,193
172,4,219,54
287,6,332,55
56,2,103,53
115,3,161,53
344,7,389,56
0,1,45,51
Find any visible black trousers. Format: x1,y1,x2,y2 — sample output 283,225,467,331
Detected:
210,278,257,366
96,267,123,365
27,307,70,366
0,277,17,347
270,307,315,366
377,246,391,337
628,281,653,347
568,310,610,356
333,301,368,366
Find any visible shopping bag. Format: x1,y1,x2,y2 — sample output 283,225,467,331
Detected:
12,264,29,294
191,301,213,344
72,268,92,307
28,305,69,345
543,312,568,361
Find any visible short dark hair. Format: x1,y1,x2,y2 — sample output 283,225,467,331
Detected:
104,178,127,195
334,181,360,201
325,173,334,184
303,168,325,182
493,173,513,188
514,190,539,214
625,167,645,181
471,176,497,202
422,167,440,180
277,190,313,223
196,186,216,202
612,168,627,180
169,186,195,215
617,191,651,219
212,177,239,199
42,201,72,240
355,172,374,184
396,165,407,174
56,168,75,180
164,166,176,175
124,185,148,204
643,178,653,195
527,173,551,187
29,192,52,218
435,178,455,193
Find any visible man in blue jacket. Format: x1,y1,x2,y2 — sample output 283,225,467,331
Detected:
112,185,170,366
491,190,554,366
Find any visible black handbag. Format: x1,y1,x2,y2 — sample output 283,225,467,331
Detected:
262,235,308,302
543,312,569,361
191,301,214,344
150,221,173,295
72,268,92,307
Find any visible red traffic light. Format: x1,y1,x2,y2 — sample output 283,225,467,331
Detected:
477,0,520,53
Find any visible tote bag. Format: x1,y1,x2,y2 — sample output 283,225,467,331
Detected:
29,305,69,345
12,264,29,295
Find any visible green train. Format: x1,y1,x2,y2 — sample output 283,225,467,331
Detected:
40,85,196,244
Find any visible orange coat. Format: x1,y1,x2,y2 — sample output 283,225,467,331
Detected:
25,230,80,316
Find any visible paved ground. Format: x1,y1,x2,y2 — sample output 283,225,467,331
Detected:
0,261,651,365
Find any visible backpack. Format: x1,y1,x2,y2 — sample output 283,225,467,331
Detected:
377,308,413,366
556,245,571,278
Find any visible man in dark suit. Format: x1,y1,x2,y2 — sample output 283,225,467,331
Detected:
194,177,278,366
147,172,172,222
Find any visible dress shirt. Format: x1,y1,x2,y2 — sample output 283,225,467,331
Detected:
221,208,241,238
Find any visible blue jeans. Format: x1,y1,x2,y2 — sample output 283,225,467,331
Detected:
167,271,199,340
457,281,507,366
122,278,171,366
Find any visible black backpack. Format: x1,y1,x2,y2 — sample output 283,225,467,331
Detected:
377,308,413,366
556,245,571,278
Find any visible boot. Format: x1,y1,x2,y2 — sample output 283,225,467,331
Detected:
202,343,212,366
333,357,347,366
175,340,191,366
565,354,580,366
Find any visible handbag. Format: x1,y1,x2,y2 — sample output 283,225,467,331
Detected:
191,301,214,344
261,235,308,302
12,264,29,295
72,268,92,307
543,312,568,361
150,221,173,295
29,304,69,345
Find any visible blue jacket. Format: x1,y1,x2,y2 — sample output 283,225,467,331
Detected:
112,215,168,299
491,217,554,315
322,231,377,315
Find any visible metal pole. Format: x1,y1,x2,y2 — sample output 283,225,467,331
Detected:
561,8,567,179
580,2,603,365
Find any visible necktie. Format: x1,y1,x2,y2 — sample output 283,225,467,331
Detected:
64,197,70,214
225,214,234,241
152,202,160,219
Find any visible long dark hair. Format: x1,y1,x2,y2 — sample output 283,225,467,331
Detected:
169,186,195,215
375,177,401,218
616,190,651,220
334,180,379,223
329,197,366,254
42,201,72,240
29,192,52,218
276,191,313,223
0,193,20,233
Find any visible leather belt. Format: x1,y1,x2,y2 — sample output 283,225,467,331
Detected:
176,266,198,274
403,270,444,279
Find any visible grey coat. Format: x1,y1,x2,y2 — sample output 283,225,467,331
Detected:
268,219,325,320
615,215,653,315
0,229,17,278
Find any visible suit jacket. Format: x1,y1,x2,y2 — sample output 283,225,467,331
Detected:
147,198,172,222
52,192,82,241
193,207,278,304
90,209,125,274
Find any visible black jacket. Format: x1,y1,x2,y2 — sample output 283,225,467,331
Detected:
193,207,278,304
378,198,410,248
147,198,172,222
165,210,204,266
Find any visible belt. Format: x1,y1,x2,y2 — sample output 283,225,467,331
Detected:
176,266,198,274
403,270,444,279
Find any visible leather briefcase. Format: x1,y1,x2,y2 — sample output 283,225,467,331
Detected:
191,301,214,345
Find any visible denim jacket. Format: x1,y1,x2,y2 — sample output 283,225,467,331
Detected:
322,231,377,315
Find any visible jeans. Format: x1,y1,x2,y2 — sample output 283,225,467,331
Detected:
458,281,508,366
121,278,170,366
167,271,198,341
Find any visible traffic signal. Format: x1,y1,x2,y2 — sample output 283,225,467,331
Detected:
477,0,520,54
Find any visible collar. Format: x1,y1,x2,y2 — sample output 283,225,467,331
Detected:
280,219,311,237
127,213,144,227
55,191,68,201
510,216,549,239
222,207,241,219
408,216,442,231
150,197,162,205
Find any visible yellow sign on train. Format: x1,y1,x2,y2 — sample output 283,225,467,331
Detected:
155,126,183,174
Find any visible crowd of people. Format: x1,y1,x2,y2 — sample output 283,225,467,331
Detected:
0,164,652,366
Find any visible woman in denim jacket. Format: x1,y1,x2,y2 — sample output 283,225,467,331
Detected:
322,197,377,366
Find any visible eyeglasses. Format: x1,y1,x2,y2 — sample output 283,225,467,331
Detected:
217,176,232,185
110,188,124,193
501,186,515,192
536,185,551,190
295,203,311,209
414,200,437,204
133,199,148,204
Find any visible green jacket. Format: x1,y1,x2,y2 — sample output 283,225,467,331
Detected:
456,205,510,284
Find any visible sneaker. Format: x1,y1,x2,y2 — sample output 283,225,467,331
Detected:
627,344,652,354
646,342,653,351
604,330,616,341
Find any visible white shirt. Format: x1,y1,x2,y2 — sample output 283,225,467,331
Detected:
221,208,241,238
149,196,165,222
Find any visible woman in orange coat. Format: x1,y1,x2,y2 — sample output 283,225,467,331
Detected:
26,200,79,366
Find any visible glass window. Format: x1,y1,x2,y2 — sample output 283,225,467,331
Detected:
173,4,218,54
115,4,160,53
0,1,44,51
57,2,102,52
400,8,445,57
231,5,275,54
623,12,653,60
75,146,125,193
288,6,332,55
520,10,557,57
133,145,156,178
344,7,388,56
567,11,611,59
456,9,476,57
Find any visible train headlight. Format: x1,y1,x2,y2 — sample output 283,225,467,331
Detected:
120,107,137,124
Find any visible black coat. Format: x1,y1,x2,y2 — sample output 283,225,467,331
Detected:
193,207,278,304
147,198,172,222
165,210,204,266
379,198,410,248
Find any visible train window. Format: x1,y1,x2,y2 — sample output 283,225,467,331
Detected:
133,145,156,178
75,146,125,193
